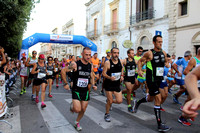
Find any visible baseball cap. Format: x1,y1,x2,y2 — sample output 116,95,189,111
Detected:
39,54,45,59
106,49,111,53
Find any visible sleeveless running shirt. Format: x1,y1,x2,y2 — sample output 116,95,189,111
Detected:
124,58,136,78
29,57,37,72
105,59,122,89
146,49,165,82
47,63,54,76
20,62,28,76
194,57,200,87
36,63,46,79
72,60,91,92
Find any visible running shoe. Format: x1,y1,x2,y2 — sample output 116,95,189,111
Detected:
41,103,46,108
189,118,195,122
158,123,171,132
35,97,39,103
178,116,191,126
20,90,23,95
74,121,82,131
104,114,111,122
31,95,35,101
128,106,133,113
160,107,166,112
56,85,59,89
60,81,62,84
173,94,182,105
23,87,26,93
133,100,139,113
48,94,53,98
70,102,74,113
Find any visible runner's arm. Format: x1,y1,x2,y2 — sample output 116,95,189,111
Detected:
101,58,105,67
183,58,195,75
90,66,95,86
163,51,169,68
61,62,76,84
31,63,39,74
138,51,150,74
102,61,111,80
25,58,30,67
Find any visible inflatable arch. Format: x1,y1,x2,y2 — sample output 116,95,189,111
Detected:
19,33,97,59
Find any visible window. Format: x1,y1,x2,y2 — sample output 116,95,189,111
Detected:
112,9,118,30
179,0,188,16
112,41,117,48
94,18,97,36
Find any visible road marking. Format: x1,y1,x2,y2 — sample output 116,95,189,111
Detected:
37,101,78,133
65,99,123,129
93,95,155,121
0,106,21,133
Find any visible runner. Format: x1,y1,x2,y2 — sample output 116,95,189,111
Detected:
133,35,171,132
101,50,111,95
68,55,76,89
19,57,28,95
25,50,38,100
172,51,192,105
46,56,55,98
178,48,200,126
53,58,61,88
121,49,136,113
61,47,97,131
103,47,123,122
31,54,47,108
98,59,103,84
91,53,100,85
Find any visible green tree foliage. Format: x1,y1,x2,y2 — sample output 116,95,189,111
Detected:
0,0,39,58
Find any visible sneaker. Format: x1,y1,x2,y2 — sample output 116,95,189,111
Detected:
133,100,139,113
20,90,23,95
31,95,35,101
60,81,62,84
70,102,74,113
128,106,133,113
178,116,191,126
104,114,111,122
189,118,195,122
35,97,39,103
74,121,82,131
158,123,171,132
41,103,46,108
56,85,59,89
173,95,182,105
48,94,53,98
160,107,166,112
23,87,26,93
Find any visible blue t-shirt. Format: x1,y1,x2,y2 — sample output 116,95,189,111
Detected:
163,66,169,77
175,58,189,80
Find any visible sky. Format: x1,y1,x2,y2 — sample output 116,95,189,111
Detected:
24,0,89,53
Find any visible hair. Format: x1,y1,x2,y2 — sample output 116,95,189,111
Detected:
167,54,171,58
197,47,200,55
137,46,143,51
184,50,192,57
178,57,183,60
93,53,97,56
82,47,91,53
127,48,134,54
153,35,162,43
47,56,53,61
54,58,58,61
111,47,119,53
32,50,37,54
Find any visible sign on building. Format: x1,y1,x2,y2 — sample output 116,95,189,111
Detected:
155,30,162,36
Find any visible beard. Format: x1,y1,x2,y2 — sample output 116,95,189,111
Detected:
113,56,118,61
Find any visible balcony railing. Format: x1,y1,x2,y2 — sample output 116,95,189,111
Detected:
87,30,99,39
104,22,120,35
130,9,155,25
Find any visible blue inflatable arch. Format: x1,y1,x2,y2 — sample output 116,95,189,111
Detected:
19,33,97,59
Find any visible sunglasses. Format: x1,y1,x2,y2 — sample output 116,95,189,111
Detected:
40,58,44,60
139,51,143,52
32,52,37,54
48,59,52,61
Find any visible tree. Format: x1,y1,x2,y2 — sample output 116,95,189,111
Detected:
0,0,39,58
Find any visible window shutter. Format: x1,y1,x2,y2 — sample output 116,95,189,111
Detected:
136,0,141,22
148,0,153,19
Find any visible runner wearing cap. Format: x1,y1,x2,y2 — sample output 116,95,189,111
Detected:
31,54,48,108
19,57,28,95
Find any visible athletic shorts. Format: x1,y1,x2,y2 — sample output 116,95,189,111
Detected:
94,71,99,75
105,86,121,92
53,71,60,76
160,81,168,89
28,74,36,80
20,75,28,78
138,78,146,83
33,78,47,86
147,80,162,96
46,75,54,79
72,90,90,101
135,73,138,79
175,78,185,86
124,76,135,84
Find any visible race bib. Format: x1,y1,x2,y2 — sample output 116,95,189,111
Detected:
37,73,46,79
156,67,164,76
127,69,135,77
111,72,121,81
55,68,58,72
94,65,98,68
77,78,89,88
47,70,53,75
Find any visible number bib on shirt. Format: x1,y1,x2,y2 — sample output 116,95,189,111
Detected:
156,67,164,76
37,73,46,79
77,78,89,88
111,72,121,81
127,69,135,77
47,70,53,75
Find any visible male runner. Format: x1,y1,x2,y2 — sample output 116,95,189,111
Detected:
133,35,170,132
91,53,100,85
103,47,123,122
61,47,97,131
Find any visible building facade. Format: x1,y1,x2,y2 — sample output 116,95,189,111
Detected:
168,0,200,57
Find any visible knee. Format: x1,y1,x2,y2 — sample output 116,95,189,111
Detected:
73,107,81,113
107,98,113,104
81,107,87,112
116,98,123,104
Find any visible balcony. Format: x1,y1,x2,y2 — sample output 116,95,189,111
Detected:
130,9,155,28
104,22,120,36
87,30,99,40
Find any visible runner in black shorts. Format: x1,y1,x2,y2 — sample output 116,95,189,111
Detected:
121,49,136,113
103,47,123,122
53,58,61,88
133,35,170,132
61,47,97,131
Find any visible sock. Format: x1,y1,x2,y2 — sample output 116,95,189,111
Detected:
154,106,162,126
137,97,147,106
128,104,132,107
